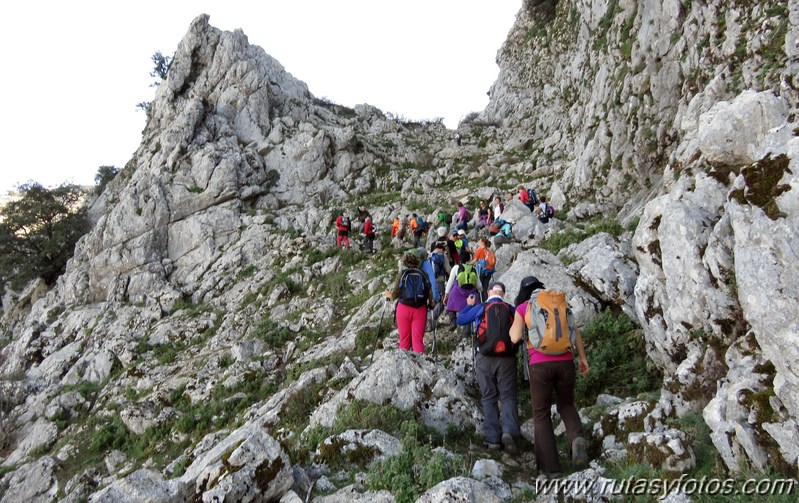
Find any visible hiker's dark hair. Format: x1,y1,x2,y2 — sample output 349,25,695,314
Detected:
515,276,544,305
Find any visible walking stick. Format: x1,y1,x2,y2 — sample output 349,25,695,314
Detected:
370,298,390,365
431,307,438,361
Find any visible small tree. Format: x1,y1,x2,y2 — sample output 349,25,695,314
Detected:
94,165,120,195
137,51,172,112
150,51,171,82
0,183,89,292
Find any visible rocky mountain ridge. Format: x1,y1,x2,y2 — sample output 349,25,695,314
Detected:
1,2,798,501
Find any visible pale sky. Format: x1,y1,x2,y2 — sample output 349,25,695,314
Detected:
0,1,519,194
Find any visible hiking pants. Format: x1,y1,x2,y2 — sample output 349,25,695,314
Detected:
364,234,375,253
478,272,493,302
336,233,350,248
396,302,426,353
528,360,584,474
475,353,520,444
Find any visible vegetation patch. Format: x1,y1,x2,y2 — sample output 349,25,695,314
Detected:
540,216,624,254
730,154,791,220
574,309,662,407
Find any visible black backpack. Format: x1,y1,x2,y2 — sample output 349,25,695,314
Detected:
398,268,430,308
476,300,515,356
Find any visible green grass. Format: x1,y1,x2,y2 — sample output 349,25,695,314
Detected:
253,318,294,347
540,216,624,254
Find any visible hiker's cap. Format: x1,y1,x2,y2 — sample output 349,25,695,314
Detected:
521,276,544,290
489,281,506,293
437,226,448,237
458,229,466,236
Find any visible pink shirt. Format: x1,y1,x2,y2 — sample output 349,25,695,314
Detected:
516,302,574,365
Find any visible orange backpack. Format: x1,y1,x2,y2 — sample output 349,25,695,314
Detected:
524,290,575,355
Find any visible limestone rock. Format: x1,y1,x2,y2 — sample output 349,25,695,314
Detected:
307,350,482,435
627,429,696,474
562,233,639,319
179,422,293,501
89,469,185,503
0,456,59,503
312,429,402,468
415,476,503,503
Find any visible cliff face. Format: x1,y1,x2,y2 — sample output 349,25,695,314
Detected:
1,3,799,501
483,0,795,215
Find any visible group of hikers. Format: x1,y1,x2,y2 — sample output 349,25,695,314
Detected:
333,186,557,255
373,188,588,477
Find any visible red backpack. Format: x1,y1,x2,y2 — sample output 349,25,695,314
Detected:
476,300,515,356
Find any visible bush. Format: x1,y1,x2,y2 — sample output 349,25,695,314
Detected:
365,421,467,503
253,318,294,347
574,309,662,406
94,165,120,195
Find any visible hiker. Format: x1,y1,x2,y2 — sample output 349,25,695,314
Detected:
354,205,370,235
492,196,505,221
363,216,376,253
454,202,470,232
536,196,555,224
409,213,419,245
475,200,491,235
457,281,520,453
429,242,451,326
454,229,470,264
418,248,442,329
436,209,452,231
391,216,400,240
518,186,531,208
399,215,409,242
454,131,462,146
430,227,456,268
412,213,428,248
384,252,434,352
391,216,402,248
334,212,351,249
509,276,590,476
443,255,481,332
470,238,496,302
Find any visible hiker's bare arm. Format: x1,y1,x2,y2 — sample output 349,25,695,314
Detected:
509,313,524,344
575,330,589,376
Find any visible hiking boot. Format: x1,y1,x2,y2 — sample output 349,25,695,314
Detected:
571,437,588,469
502,433,518,455
484,441,501,451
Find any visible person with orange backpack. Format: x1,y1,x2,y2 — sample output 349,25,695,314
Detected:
509,276,590,477
470,238,496,302
456,281,520,453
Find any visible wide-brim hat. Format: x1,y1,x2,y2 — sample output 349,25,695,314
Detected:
437,226,448,237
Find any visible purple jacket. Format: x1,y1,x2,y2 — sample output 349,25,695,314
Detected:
446,282,476,313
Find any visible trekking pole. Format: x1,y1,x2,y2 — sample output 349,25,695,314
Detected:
370,298,390,366
431,307,437,361
471,320,477,376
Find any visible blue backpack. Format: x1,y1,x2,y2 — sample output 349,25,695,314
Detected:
527,188,539,205
429,254,446,279
398,268,429,308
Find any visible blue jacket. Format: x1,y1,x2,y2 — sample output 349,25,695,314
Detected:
420,258,441,303
456,295,512,326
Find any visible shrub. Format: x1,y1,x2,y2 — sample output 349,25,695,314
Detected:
253,318,293,347
574,309,662,406
365,421,468,503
